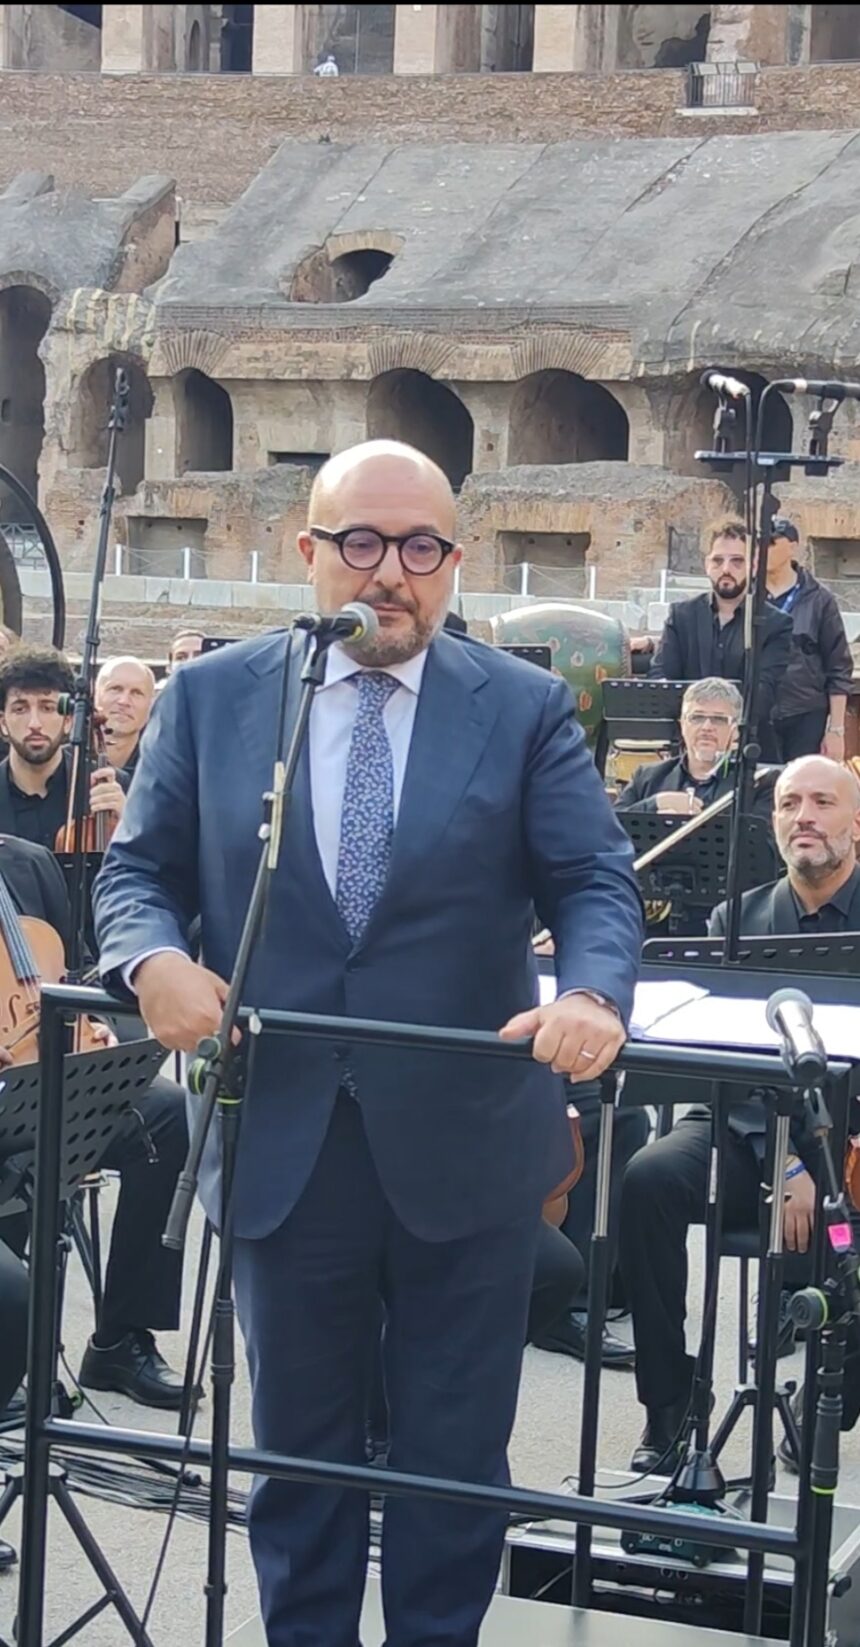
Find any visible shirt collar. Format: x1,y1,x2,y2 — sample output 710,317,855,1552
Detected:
319,641,429,697
790,864,860,920
8,756,66,801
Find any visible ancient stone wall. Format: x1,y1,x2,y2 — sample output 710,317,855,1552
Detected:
4,63,860,210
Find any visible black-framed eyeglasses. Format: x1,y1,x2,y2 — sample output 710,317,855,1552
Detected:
310,525,456,577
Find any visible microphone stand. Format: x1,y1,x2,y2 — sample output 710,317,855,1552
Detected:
162,624,335,1647
64,367,129,983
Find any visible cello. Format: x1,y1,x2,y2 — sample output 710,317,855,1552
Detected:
0,868,103,1063
55,712,120,855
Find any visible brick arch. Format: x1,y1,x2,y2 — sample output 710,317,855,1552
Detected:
511,330,630,381
159,330,232,378
367,334,459,379
323,230,404,262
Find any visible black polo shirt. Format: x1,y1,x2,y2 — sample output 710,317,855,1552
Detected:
7,758,70,851
789,864,860,933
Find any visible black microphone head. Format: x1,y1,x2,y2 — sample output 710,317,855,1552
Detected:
765,986,812,1032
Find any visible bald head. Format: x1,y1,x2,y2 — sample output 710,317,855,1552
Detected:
774,755,860,884
95,655,155,740
298,439,461,667
308,441,456,537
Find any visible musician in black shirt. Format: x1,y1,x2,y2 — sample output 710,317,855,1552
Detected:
95,656,156,781
617,677,777,821
0,649,126,843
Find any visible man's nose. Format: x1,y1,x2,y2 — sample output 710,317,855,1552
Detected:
374,542,407,585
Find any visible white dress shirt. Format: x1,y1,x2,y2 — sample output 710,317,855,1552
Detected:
124,642,428,987
310,642,428,896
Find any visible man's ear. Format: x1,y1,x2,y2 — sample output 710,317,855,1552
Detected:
297,531,316,582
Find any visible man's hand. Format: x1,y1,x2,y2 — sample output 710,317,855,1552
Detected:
86,1020,118,1049
630,636,654,655
499,994,624,1082
133,952,237,1054
531,932,556,957
655,792,702,815
0,1045,12,1070
820,727,845,762
90,766,125,819
784,1168,815,1253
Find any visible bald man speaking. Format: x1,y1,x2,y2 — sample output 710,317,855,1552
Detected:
95,442,642,1646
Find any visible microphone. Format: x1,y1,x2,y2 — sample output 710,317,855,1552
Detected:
765,987,827,1083
771,378,860,401
700,371,751,399
293,602,379,644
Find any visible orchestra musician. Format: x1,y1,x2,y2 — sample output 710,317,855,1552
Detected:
615,677,777,820
0,647,126,845
619,755,860,1473
94,655,157,780
94,439,643,1647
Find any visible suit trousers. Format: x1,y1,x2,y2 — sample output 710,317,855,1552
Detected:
774,708,828,763
233,1091,542,1647
619,1114,761,1409
0,1237,28,1411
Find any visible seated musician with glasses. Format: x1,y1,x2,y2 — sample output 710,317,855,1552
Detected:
615,677,778,821
619,756,860,1475
0,650,190,1411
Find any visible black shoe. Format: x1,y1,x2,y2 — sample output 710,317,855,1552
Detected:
532,1310,635,1369
79,1331,187,1411
630,1396,690,1475
749,1289,796,1363
0,1538,17,1570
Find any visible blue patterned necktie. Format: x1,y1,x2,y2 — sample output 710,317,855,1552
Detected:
335,671,400,943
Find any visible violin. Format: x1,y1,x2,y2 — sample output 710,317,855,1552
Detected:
55,711,119,854
542,1104,585,1228
0,871,103,1063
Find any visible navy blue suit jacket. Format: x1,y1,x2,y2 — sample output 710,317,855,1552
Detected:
94,629,643,1243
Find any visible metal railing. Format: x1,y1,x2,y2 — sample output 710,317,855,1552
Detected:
686,60,756,109
502,562,596,601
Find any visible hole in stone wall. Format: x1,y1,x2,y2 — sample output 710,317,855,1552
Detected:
126,516,208,578
810,4,860,62
220,3,253,70
481,4,535,71
268,451,330,471
367,370,474,489
174,370,233,472
290,245,395,303
72,354,153,495
499,530,592,598
0,286,51,517
307,4,395,73
809,537,860,579
508,371,629,465
616,4,710,69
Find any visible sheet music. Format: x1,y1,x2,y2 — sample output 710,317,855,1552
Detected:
538,972,708,1034
642,993,860,1059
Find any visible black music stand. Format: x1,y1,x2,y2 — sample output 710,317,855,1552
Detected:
602,678,694,748
622,810,777,935
0,1038,167,1647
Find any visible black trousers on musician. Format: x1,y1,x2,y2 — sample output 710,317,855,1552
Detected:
0,1237,28,1411
774,708,828,763
619,1113,763,1410
0,1074,187,1347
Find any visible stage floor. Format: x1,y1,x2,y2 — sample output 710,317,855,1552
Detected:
227,1577,782,1645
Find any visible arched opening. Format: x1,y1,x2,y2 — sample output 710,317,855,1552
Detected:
175,370,233,472
481,4,535,70
0,286,51,519
508,371,629,466
220,2,253,70
73,355,153,493
289,243,396,303
188,18,203,69
810,4,860,61
367,371,474,490
306,4,396,73
617,3,710,67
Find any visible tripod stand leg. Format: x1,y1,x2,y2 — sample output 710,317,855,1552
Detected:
572,1077,615,1608
206,1102,241,1647
53,1478,156,1647
0,1472,20,1532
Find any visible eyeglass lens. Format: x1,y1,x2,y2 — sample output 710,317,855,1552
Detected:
340,530,446,575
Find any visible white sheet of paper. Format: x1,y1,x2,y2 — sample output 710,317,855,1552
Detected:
537,973,708,1035
643,993,860,1058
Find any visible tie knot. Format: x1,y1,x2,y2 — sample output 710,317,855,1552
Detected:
351,671,400,710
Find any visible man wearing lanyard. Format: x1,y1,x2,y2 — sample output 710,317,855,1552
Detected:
765,517,854,763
